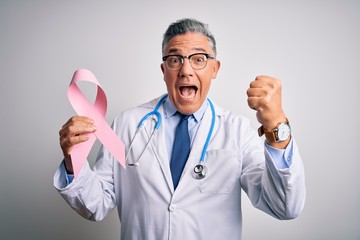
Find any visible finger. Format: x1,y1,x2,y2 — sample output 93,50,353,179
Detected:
60,124,97,139
248,79,279,102
255,76,281,89
59,116,95,157
246,87,266,98
60,134,90,155
248,94,270,111
59,125,96,153
247,97,260,111
68,134,90,145
63,116,94,128
255,75,275,82
69,124,97,135
249,80,263,89
250,76,268,87
71,116,94,124
247,87,266,111
255,75,269,81
60,116,96,135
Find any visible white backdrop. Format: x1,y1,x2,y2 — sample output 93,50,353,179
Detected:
1,1,359,239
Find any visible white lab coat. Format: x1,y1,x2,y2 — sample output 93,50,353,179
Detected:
54,95,306,240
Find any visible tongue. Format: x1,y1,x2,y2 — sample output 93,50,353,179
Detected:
180,86,196,97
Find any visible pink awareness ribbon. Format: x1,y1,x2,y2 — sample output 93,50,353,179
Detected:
67,69,126,178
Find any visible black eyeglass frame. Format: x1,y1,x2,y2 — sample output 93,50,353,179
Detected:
162,53,215,70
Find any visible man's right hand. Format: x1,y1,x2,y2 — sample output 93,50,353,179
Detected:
58,116,97,173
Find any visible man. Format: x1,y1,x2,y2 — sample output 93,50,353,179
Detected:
55,18,305,239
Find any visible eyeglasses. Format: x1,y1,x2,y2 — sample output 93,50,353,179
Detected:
162,53,215,70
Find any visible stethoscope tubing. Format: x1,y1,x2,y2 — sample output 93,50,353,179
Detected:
125,95,167,166
125,94,216,179
199,98,215,164
137,94,167,129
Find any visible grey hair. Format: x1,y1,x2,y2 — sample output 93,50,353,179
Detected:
162,18,217,57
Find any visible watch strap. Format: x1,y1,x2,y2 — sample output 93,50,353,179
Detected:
258,118,289,142
258,125,277,142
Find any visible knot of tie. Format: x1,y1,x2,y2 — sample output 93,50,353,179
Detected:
180,113,190,121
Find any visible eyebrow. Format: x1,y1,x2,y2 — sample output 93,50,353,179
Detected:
167,47,208,54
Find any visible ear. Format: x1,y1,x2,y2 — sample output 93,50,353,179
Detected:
160,63,166,81
211,60,221,79
161,63,165,74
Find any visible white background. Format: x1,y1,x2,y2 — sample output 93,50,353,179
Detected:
1,0,359,239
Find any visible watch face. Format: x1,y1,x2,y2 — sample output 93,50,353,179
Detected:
277,123,291,141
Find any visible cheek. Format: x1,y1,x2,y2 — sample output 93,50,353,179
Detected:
198,73,213,91
164,72,177,84
164,76,176,92
202,81,212,94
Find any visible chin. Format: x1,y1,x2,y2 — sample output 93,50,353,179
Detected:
178,102,201,115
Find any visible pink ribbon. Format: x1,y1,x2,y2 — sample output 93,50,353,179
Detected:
67,69,126,178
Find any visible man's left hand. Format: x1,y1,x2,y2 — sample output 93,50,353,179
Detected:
247,76,289,147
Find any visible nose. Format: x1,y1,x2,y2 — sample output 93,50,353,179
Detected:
178,57,194,77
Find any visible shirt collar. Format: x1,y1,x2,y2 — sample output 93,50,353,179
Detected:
164,97,208,123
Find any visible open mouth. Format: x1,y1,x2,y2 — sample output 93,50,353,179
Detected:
179,85,198,100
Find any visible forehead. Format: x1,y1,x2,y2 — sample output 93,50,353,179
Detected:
164,32,212,55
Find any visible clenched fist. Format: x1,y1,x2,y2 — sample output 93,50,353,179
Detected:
247,76,289,147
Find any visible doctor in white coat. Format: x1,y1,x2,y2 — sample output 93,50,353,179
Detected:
55,18,306,240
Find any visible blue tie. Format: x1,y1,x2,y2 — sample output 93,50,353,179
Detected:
170,113,190,189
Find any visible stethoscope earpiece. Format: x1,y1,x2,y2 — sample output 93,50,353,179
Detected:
193,164,207,179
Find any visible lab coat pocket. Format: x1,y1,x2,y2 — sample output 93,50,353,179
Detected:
198,149,240,194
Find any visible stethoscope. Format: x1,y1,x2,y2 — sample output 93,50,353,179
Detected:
125,94,216,179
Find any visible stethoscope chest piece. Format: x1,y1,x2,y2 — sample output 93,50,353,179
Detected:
193,164,208,179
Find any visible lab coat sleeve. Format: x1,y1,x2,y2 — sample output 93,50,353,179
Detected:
240,122,306,220
53,147,117,221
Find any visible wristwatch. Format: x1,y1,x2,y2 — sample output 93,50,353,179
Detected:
258,119,291,142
